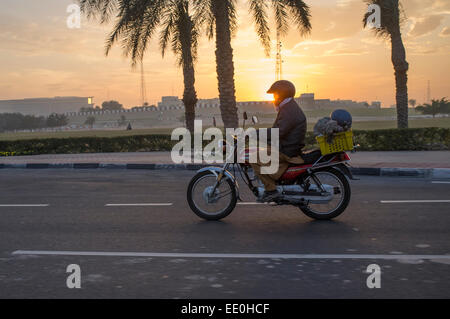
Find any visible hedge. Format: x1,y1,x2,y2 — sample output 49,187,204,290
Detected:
0,128,448,156
352,127,450,151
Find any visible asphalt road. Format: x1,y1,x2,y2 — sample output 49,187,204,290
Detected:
0,169,449,299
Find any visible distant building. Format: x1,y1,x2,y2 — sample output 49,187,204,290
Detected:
0,96,94,116
198,98,220,105
153,94,384,115
158,96,183,109
296,93,315,110
314,99,332,109
370,101,382,109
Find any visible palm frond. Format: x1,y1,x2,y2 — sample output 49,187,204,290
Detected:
249,0,271,56
174,0,199,67
104,0,166,66
193,0,215,39
278,0,311,35
159,1,178,58
227,0,238,37
104,1,129,55
363,0,406,38
271,0,289,35
79,0,117,23
84,0,204,71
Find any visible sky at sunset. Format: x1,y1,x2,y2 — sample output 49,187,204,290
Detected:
0,0,449,108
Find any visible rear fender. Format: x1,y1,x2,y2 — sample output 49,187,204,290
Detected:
336,163,359,181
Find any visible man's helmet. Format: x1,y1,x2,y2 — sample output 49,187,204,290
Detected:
267,80,296,99
331,109,353,129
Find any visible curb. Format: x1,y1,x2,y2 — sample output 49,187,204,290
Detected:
1,163,449,179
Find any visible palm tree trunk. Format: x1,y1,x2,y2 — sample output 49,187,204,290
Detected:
182,63,197,134
390,29,409,129
180,33,197,133
179,7,197,134
211,0,239,128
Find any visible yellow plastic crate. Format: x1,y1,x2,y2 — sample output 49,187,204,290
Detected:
316,130,354,155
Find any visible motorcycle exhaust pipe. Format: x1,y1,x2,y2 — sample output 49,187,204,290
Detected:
257,185,334,204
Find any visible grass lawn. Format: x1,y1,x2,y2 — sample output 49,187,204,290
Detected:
1,117,449,141
0,128,175,141
350,118,450,130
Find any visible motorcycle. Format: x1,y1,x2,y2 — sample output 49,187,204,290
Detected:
187,113,357,221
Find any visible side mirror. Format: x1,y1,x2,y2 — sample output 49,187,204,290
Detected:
243,112,248,120
252,116,258,124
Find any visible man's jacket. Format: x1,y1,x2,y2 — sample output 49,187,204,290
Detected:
272,98,307,157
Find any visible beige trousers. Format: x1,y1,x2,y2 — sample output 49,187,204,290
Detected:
250,150,304,192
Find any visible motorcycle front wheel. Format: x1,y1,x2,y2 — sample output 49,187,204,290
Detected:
187,171,237,221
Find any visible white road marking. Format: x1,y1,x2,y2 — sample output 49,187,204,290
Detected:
381,200,450,204
105,203,173,207
0,204,49,207
11,250,450,260
432,181,450,184
237,202,266,205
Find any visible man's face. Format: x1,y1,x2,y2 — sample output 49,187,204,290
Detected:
273,93,282,107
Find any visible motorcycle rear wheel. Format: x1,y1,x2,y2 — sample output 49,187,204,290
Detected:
299,167,351,220
187,171,237,221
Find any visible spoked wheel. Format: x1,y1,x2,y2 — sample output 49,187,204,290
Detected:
187,171,237,221
299,167,351,220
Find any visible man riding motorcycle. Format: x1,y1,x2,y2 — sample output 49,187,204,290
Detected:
251,80,307,202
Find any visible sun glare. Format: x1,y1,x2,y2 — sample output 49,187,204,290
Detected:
264,93,275,102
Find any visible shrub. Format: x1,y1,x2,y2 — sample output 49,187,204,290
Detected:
353,128,450,151
0,128,448,156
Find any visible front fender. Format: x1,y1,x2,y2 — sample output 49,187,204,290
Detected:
197,167,241,200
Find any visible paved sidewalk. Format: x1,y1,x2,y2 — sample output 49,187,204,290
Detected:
0,151,449,168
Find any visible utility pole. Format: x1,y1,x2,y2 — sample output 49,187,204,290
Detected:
427,80,431,103
140,59,148,106
275,31,283,81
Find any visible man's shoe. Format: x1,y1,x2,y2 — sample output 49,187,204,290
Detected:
258,190,281,203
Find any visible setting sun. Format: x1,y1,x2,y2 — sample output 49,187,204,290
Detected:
264,93,275,102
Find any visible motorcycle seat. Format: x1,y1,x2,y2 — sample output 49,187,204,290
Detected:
299,149,322,165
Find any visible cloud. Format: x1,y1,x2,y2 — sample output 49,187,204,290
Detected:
433,0,450,11
403,0,443,16
293,38,344,49
336,0,357,7
440,26,450,37
406,39,450,55
323,46,368,57
310,7,364,41
408,14,445,37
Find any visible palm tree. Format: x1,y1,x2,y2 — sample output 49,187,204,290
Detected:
363,0,409,128
79,0,200,133
192,0,238,128
409,99,416,115
84,116,96,129
249,0,311,55
416,98,450,118
159,0,200,133
195,0,311,128
81,0,311,129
